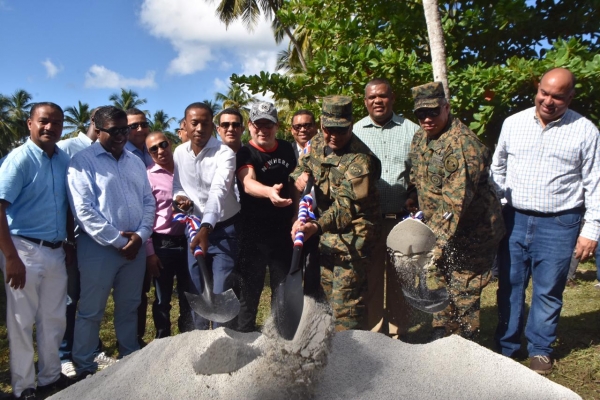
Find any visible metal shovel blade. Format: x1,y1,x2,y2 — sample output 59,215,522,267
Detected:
185,290,240,324
185,253,240,323
387,218,450,313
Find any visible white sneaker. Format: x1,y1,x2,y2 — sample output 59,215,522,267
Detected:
94,352,117,370
61,361,77,378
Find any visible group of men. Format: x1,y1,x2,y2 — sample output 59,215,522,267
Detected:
0,67,597,398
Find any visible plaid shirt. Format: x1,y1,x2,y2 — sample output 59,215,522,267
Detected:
491,107,600,240
353,113,419,214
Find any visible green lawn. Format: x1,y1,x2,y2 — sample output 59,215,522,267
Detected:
0,263,598,399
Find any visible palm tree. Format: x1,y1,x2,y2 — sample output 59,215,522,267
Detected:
202,99,222,116
213,0,308,71
0,95,18,157
422,0,449,99
5,89,33,142
63,101,91,138
215,84,257,124
109,89,147,111
149,110,176,132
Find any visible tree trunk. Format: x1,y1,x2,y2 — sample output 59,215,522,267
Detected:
422,0,450,100
266,0,308,72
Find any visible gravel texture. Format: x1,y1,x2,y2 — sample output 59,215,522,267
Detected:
50,298,580,400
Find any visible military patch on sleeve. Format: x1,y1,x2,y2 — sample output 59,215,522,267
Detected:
444,155,459,173
347,163,364,178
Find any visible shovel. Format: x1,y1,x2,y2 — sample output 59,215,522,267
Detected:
386,218,450,313
173,210,240,323
274,176,315,340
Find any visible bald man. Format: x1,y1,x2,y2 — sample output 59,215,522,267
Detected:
491,68,600,374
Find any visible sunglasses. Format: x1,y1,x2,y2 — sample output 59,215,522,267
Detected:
149,140,169,153
251,121,275,130
96,126,130,137
128,122,150,130
323,126,350,135
414,107,441,120
219,122,242,129
292,123,313,131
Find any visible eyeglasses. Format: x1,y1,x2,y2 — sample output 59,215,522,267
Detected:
323,126,350,135
292,123,313,131
219,122,242,129
149,140,169,154
96,126,130,137
128,122,150,130
414,107,441,120
251,121,275,130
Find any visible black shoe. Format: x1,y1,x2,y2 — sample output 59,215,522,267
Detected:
74,370,95,383
37,373,72,394
14,388,36,399
138,337,147,349
429,327,446,342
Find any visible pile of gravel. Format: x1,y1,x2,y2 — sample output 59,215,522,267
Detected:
51,298,580,400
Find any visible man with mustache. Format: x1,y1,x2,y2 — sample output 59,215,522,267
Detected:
491,67,600,374
0,102,72,399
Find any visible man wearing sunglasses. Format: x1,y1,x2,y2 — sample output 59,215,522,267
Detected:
353,78,419,339
406,82,504,342
291,95,382,331
125,108,154,168
67,106,155,380
290,109,318,159
216,108,244,154
235,102,297,332
144,132,194,338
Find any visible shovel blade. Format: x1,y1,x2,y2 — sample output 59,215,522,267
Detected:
185,290,240,323
274,269,304,340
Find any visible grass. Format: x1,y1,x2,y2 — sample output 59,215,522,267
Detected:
0,264,597,399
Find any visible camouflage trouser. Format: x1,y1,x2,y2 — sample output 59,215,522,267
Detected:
431,242,496,339
320,254,368,331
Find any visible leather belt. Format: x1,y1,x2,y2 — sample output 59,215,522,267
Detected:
19,235,63,249
383,213,407,220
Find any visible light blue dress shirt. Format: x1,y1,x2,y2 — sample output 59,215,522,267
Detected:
0,139,70,242
67,142,155,249
125,141,154,168
57,131,94,158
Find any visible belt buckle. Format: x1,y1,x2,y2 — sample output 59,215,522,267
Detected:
384,213,398,220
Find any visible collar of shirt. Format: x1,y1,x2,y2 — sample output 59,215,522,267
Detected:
125,141,154,167
77,131,94,146
92,140,133,161
183,135,220,157
359,113,406,129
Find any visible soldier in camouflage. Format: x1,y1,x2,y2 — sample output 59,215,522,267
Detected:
406,82,505,340
290,95,382,331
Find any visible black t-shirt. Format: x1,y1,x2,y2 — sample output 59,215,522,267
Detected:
236,139,297,224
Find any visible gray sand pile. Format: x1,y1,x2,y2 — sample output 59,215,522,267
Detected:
51,298,580,400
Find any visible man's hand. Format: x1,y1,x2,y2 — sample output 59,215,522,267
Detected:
190,226,210,257
174,195,193,212
291,219,319,242
146,254,163,278
269,183,293,207
294,172,310,193
405,194,419,214
573,236,597,262
5,255,26,289
119,232,143,260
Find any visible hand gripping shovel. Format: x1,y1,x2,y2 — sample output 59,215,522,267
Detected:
386,218,450,313
274,176,315,340
173,211,240,323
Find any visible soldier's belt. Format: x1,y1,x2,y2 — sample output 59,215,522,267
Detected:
383,212,408,220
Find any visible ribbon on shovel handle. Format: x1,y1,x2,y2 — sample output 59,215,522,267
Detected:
173,212,203,256
293,193,316,248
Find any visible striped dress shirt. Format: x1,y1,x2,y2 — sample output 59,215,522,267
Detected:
491,107,600,240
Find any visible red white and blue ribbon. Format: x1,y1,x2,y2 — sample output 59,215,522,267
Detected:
294,194,316,248
403,210,424,221
173,212,204,257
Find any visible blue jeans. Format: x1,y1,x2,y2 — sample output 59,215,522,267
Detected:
72,233,146,374
152,234,193,337
186,215,239,329
495,206,581,357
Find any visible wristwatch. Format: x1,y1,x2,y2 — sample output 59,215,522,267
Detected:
200,223,214,233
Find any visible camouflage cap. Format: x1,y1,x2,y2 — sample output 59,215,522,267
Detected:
249,102,278,123
321,95,353,128
412,82,446,110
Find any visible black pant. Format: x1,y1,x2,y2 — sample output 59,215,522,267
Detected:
235,223,293,332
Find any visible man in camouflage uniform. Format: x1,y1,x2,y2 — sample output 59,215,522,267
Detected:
290,95,382,331
405,82,504,340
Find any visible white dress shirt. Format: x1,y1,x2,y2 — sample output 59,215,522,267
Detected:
491,107,600,240
173,136,240,228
